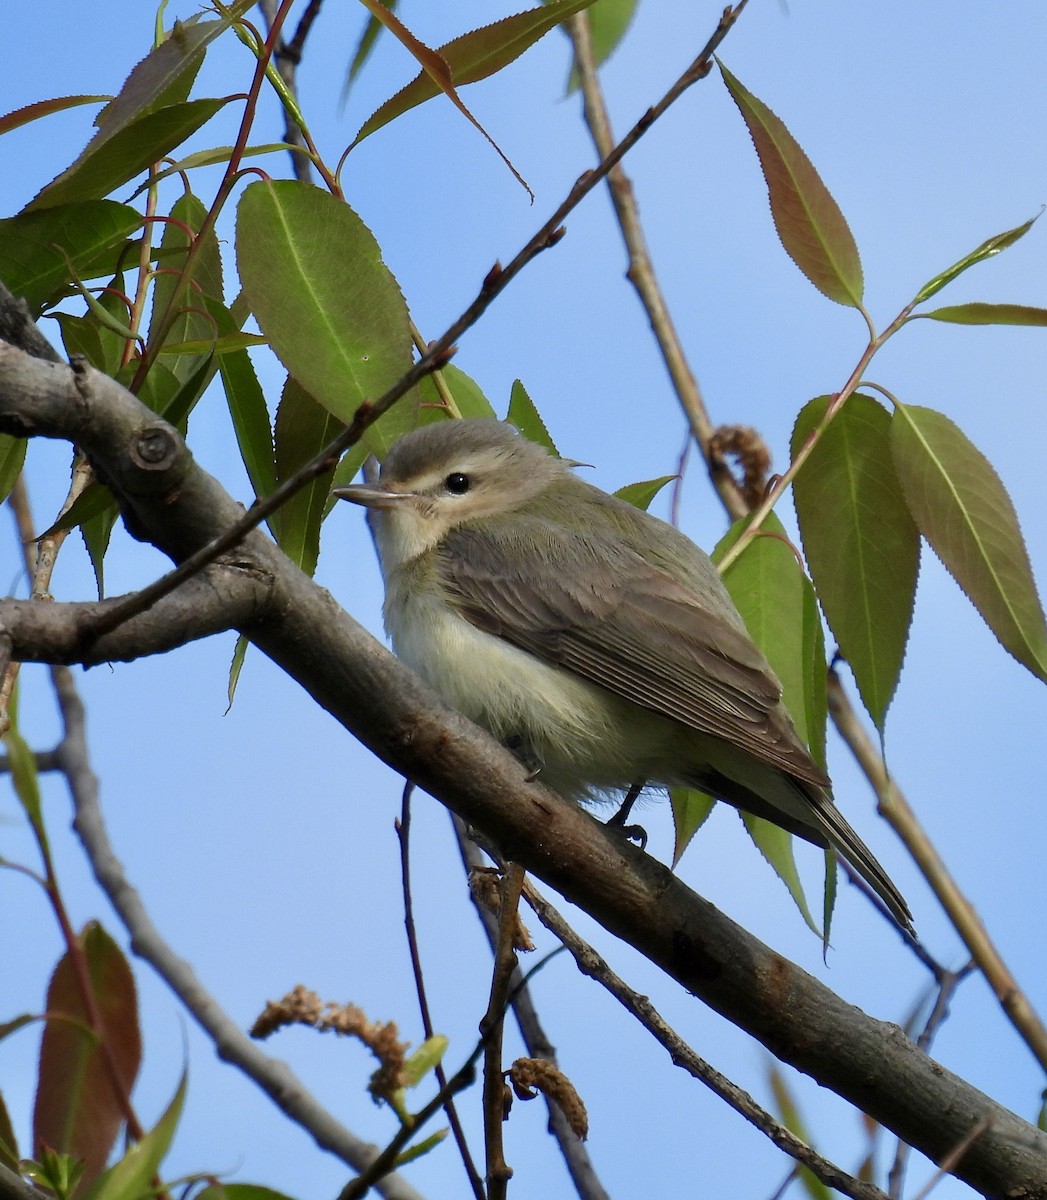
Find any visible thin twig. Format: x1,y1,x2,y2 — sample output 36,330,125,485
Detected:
74,1,750,646
827,667,1047,1074
396,785,485,1200
48,659,423,1199
454,821,611,1200
521,878,890,1200
566,9,747,521
480,863,527,1200
257,0,322,183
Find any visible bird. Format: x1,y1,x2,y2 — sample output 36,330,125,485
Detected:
334,417,912,932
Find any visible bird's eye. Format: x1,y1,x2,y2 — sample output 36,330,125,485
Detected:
444,472,470,495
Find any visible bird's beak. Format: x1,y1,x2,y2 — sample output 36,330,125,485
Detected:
332,483,416,510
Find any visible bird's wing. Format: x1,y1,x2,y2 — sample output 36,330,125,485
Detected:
439,520,830,789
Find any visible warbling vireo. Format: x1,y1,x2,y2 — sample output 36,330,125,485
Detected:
335,418,912,931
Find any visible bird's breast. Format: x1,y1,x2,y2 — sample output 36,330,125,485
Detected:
381,564,674,802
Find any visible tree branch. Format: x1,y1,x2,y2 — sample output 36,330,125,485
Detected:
1,339,1045,1198
48,661,425,1200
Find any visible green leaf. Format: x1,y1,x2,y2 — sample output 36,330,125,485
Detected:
355,0,599,144
742,814,820,936
53,312,115,374
0,435,27,505
92,15,233,139
0,1092,19,1172
220,346,276,502
711,514,828,927
913,214,1040,305
84,1071,186,1200
227,634,250,711
0,202,141,315
2,719,45,847
563,0,639,93
401,1035,449,1089
393,1128,449,1168
37,480,115,540
614,475,676,512
918,301,1047,326
196,1186,299,1200
767,1064,832,1200
271,377,342,576
236,180,420,457
148,191,224,382
714,513,828,760
669,786,716,868
82,503,120,600
506,379,557,452
34,924,142,1191
26,98,230,212
719,62,863,308
343,2,398,98
891,403,1047,681
791,395,920,729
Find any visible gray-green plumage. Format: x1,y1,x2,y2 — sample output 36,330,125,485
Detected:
336,418,912,932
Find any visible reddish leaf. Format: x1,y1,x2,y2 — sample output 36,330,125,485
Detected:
0,96,109,137
33,923,141,1188
720,62,863,308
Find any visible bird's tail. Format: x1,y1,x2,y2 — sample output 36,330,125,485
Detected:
803,785,913,934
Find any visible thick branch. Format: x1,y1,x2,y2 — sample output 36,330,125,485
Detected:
1,348,1046,1198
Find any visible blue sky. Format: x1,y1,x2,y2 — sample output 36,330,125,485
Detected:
3,3,1047,1198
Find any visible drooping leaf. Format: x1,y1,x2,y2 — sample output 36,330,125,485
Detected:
33,923,142,1190
350,0,535,194
220,345,276,503
913,213,1040,305
0,202,141,315
0,435,27,505
236,180,421,457
562,0,639,93
343,2,398,99
82,503,120,600
614,475,676,512
669,786,716,868
891,402,1047,681
714,512,828,761
719,62,863,308
742,814,820,936
711,514,829,926
506,379,557,452
791,394,920,729
3,718,45,846
354,0,598,145
84,1071,186,1200
147,192,224,382
917,301,1047,327
26,98,231,212
271,377,342,577
767,1064,832,1200
227,634,250,711
0,96,109,137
